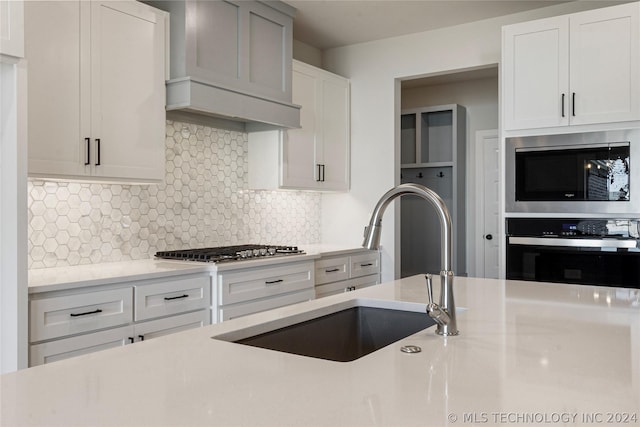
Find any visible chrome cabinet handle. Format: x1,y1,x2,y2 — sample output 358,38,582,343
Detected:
561,93,565,118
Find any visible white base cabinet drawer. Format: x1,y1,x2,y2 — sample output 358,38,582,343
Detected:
218,261,314,305
315,256,349,285
218,289,314,322
315,274,380,299
134,274,210,321
350,252,380,278
134,310,210,342
30,288,133,342
30,326,132,366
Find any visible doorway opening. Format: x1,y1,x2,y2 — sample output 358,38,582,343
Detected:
397,65,500,279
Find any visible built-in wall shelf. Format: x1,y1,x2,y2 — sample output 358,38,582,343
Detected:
401,161,454,169
399,104,466,276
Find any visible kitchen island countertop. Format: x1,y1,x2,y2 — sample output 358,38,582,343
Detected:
3,275,639,426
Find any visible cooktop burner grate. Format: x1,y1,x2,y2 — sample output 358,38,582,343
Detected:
155,244,304,263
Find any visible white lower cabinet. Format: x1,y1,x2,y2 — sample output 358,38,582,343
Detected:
215,261,315,322
29,273,211,366
314,250,381,298
133,310,209,342
30,326,132,366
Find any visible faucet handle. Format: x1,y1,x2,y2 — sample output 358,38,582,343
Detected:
424,273,451,328
425,274,435,305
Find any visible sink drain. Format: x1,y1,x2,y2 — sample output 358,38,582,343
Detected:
400,345,422,354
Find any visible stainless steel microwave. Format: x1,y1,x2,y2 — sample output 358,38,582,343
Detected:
506,129,640,215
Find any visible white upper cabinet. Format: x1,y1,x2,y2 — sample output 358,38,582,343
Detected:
502,2,640,131
569,4,639,126
26,1,167,183
0,0,24,58
248,61,350,192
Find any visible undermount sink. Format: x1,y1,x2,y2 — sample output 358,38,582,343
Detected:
213,299,438,362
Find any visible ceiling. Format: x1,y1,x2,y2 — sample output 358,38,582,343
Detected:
287,0,571,50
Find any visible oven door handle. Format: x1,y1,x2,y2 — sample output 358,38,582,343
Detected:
509,237,638,249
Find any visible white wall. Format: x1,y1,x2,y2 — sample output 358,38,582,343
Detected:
320,1,616,282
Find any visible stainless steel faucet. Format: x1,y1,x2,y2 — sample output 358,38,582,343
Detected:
362,183,459,336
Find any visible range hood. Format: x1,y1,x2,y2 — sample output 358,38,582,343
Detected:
148,0,300,130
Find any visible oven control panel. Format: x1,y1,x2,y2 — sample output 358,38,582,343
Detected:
507,218,639,238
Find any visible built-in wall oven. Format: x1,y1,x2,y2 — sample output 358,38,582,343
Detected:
506,129,639,214
506,218,640,289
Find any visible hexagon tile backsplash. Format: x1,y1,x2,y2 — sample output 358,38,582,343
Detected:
27,120,321,269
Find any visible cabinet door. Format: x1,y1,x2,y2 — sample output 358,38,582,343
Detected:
184,0,292,103
90,1,166,181
185,0,241,86
0,0,24,58
30,326,132,366
282,66,319,189
315,256,349,285
318,75,350,191
218,261,314,305
350,251,380,279
25,1,89,178
134,310,210,342
569,2,640,125
134,274,211,321
30,287,133,342
243,1,292,102
502,16,569,130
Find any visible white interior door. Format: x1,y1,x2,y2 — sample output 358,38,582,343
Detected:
474,130,500,279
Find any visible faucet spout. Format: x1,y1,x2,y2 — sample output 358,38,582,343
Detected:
363,183,459,336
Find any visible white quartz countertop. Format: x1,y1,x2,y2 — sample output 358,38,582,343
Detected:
27,245,372,293
5,276,639,426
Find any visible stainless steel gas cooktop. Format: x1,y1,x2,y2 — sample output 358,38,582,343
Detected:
155,244,304,263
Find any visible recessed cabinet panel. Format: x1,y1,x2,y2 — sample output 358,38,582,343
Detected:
569,5,640,125
248,11,285,92
0,0,24,58
503,19,568,130
92,1,166,181
401,115,417,164
30,287,133,342
30,326,132,366
134,275,211,321
135,310,210,340
25,1,86,177
192,0,240,81
283,68,318,188
320,77,350,190
421,110,453,163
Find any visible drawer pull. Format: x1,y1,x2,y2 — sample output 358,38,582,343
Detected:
325,268,340,273
265,279,283,284
164,294,189,301
360,263,373,267
138,335,145,341
69,308,103,317
128,337,135,344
